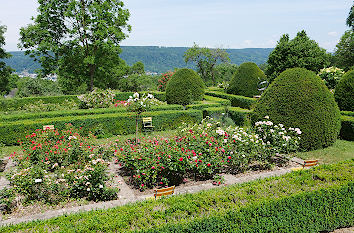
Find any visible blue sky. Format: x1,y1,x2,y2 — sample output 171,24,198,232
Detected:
0,0,352,51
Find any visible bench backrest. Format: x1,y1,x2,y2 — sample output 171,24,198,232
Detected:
143,117,153,127
43,125,55,130
303,160,318,167
154,186,175,199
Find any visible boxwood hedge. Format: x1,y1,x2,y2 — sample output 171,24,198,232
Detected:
340,115,354,141
203,107,251,126
1,160,352,232
205,91,257,109
0,109,203,145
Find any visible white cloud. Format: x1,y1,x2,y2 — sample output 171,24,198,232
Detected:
328,31,338,37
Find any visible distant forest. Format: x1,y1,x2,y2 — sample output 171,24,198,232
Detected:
5,46,273,74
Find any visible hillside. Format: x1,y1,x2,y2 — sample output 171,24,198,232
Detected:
5,46,273,74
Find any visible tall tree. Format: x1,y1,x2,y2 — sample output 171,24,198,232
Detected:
19,0,131,92
266,30,330,82
184,43,230,86
334,30,354,71
347,3,354,30
0,24,12,95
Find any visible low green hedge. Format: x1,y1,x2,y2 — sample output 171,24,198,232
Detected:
203,95,231,106
205,91,257,109
0,104,183,123
341,111,354,117
340,115,354,141
1,160,352,232
0,109,203,146
0,91,166,112
203,107,251,126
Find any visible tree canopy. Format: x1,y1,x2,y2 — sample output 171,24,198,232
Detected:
19,0,131,93
184,43,230,86
265,30,330,82
334,30,354,71
347,3,354,30
0,24,12,95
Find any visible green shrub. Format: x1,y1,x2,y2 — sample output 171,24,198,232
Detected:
252,68,341,151
166,68,205,106
0,109,203,145
118,74,159,92
203,107,251,126
1,161,352,232
335,70,354,111
206,91,257,109
341,111,354,117
340,115,354,141
16,77,63,97
227,62,266,97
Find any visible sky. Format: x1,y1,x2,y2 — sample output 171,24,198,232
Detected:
0,0,352,52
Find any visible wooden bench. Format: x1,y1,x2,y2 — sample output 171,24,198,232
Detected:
142,117,154,131
154,186,175,199
43,125,54,130
303,159,319,168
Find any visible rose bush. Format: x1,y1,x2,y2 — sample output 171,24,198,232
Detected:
78,88,116,109
112,117,301,190
8,124,117,204
157,71,175,91
318,67,344,90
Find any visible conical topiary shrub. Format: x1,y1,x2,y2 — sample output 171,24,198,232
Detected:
252,68,341,151
227,62,266,97
166,68,205,106
334,70,354,111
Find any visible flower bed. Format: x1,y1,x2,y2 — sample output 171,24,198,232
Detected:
6,124,117,208
113,117,301,190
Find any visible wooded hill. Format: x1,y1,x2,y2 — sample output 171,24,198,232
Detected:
5,46,273,74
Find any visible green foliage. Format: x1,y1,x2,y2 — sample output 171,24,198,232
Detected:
340,115,354,141
129,61,145,74
0,109,203,145
214,63,238,82
0,24,12,95
252,68,341,151
166,68,205,106
334,70,354,111
318,66,345,90
203,107,251,126
334,30,354,71
266,30,330,82
184,43,230,86
157,71,175,91
16,77,62,97
78,88,115,109
206,91,257,109
118,74,159,92
19,0,131,91
347,3,354,29
227,62,266,97
0,160,352,232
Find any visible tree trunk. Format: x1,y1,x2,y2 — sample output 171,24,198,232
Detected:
135,113,139,145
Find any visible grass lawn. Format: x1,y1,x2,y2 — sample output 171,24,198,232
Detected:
295,139,354,164
0,145,20,159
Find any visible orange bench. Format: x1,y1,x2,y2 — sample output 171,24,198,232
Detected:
154,186,175,199
303,160,319,168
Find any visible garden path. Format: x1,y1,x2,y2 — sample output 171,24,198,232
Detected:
0,157,304,227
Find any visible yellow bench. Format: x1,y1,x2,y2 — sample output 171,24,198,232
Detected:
142,117,154,131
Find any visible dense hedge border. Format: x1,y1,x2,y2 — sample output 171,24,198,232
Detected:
1,160,352,232
0,91,166,112
205,91,257,109
341,111,354,117
203,107,251,126
0,109,203,145
340,115,354,141
0,104,183,123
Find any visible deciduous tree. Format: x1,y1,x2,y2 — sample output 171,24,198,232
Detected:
19,0,131,92
0,24,12,95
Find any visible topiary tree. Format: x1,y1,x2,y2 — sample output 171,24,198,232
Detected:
166,68,205,106
227,62,266,97
252,68,341,151
334,70,354,111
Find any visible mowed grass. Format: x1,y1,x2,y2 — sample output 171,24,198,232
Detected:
295,139,354,164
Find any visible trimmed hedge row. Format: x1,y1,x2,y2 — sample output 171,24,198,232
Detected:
341,111,354,117
205,91,257,109
340,115,354,141
0,109,203,146
0,91,166,112
203,107,251,126
0,104,184,123
1,160,352,232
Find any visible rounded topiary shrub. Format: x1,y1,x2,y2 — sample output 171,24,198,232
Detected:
334,70,354,111
166,68,205,106
252,68,341,151
227,62,266,97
